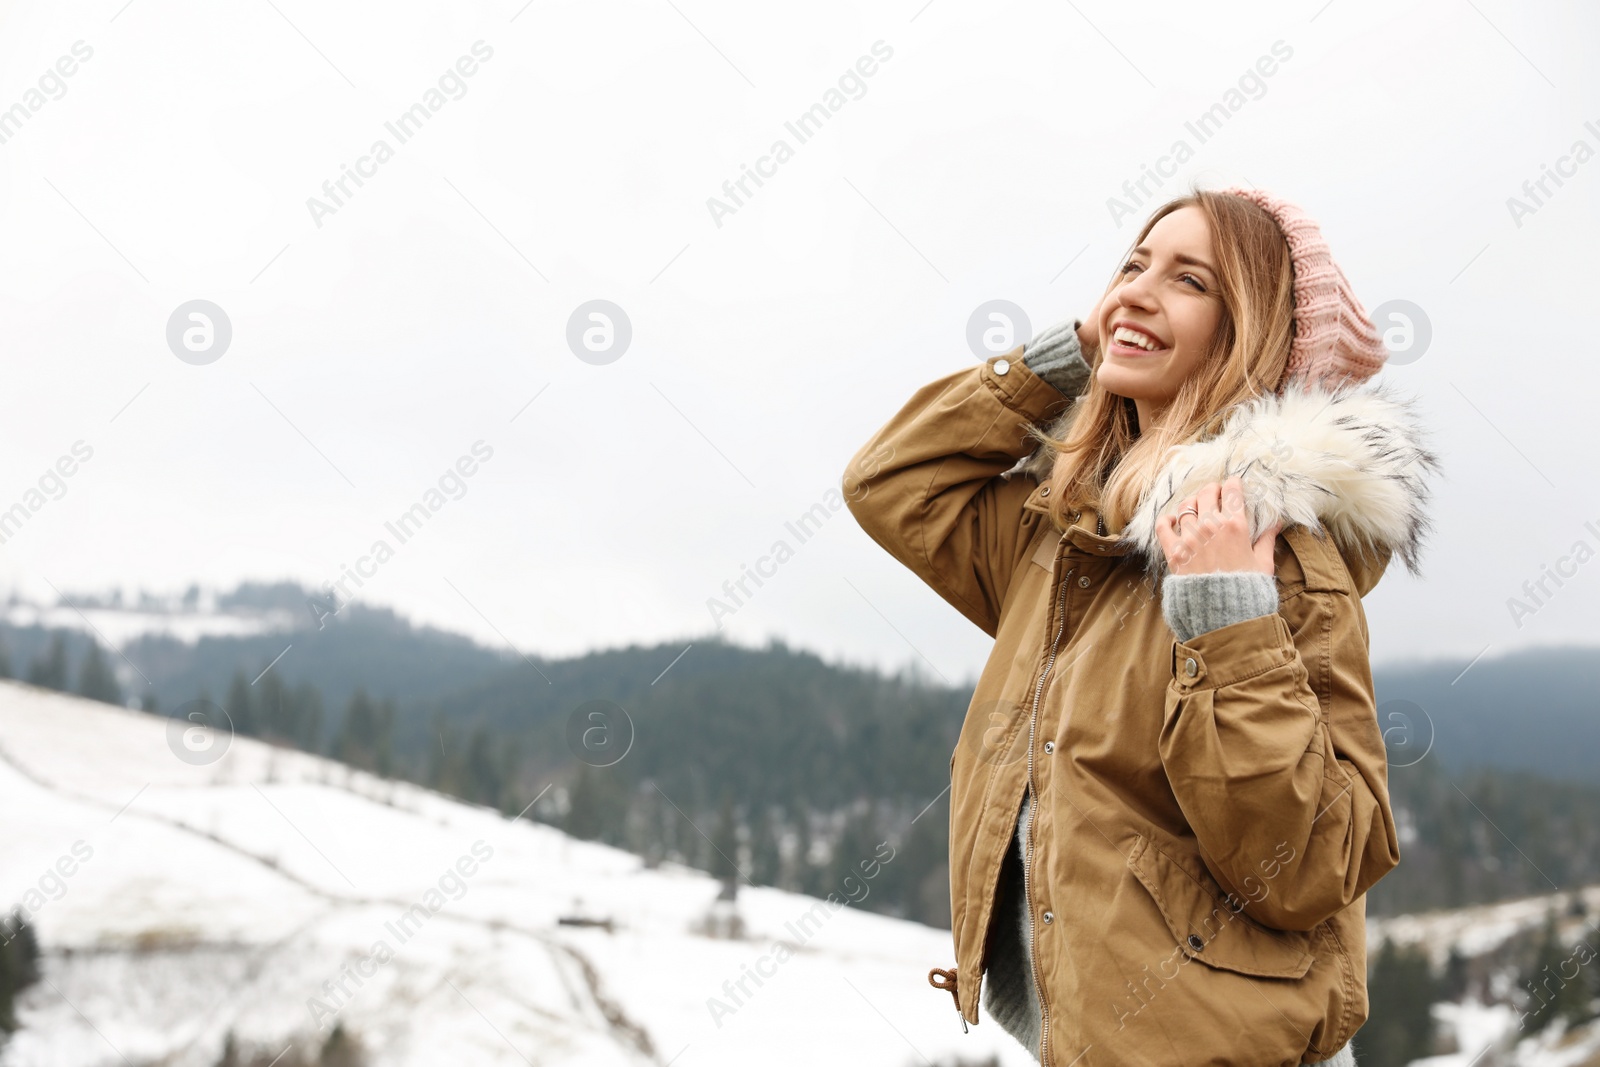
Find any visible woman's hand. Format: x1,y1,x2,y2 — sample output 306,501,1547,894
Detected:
1076,292,1107,354
1156,475,1282,576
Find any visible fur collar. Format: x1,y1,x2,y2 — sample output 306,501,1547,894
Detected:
1019,375,1443,589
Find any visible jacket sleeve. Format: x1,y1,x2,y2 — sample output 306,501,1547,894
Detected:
843,348,1075,639
1156,566,1401,932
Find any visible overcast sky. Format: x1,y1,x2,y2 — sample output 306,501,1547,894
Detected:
0,0,1595,687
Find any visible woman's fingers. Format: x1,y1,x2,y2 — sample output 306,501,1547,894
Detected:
1157,477,1283,576
1156,505,1192,570
1220,475,1246,517
1254,518,1284,571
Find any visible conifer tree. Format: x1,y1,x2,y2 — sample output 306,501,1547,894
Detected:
318,1022,364,1067
827,805,885,901
465,726,499,805
748,803,780,886
74,640,122,705
224,669,257,738
26,632,68,691
257,668,289,743
292,682,323,753
1520,909,1595,1030
428,713,461,794
790,810,817,895
374,699,396,779
0,910,41,1033
335,689,378,770
564,763,629,845
1441,945,1471,1002
624,782,665,865
1362,936,1439,1066
495,734,522,815
710,789,739,887
565,762,604,841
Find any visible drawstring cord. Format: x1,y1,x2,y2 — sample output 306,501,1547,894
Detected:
928,966,967,1032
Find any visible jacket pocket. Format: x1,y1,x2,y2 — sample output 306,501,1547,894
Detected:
1126,833,1314,979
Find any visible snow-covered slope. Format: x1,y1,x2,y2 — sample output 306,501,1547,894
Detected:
1372,886,1600,969
0,681,1026,1067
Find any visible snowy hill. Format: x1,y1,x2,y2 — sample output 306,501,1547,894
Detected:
0,681,1025,1067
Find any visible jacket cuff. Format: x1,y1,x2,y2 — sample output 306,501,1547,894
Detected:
984,347,1071,423
1021,319,1092,398
1161,571,1280,643
1172,610,1297,691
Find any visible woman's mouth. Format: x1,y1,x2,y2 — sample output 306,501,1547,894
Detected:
1108,324,1170,356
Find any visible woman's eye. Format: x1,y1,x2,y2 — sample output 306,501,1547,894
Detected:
1118,260,1207,293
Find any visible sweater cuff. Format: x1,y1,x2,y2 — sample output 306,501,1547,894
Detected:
1021,319,1092,398
1161,571,1280,643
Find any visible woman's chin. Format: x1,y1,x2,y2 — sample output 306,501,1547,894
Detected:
1095,363,1163,399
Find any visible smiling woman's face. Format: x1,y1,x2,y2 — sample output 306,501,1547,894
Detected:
1094,205,1225,424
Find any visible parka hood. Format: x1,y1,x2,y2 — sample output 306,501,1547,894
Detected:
1021,374,1443,594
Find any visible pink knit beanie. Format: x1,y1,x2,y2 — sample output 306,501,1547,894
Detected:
1217,185,1388,393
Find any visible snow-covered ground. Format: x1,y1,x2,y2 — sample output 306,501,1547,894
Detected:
1372,887,1600,971
0,680,1027,1067
1412,1000,1600,1067
7,677,1600,1067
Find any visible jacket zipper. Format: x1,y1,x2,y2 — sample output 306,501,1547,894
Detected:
1024,559,1073,1066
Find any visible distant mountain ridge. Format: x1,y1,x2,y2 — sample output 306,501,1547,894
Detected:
8,578,1585,784
4,579,1599,926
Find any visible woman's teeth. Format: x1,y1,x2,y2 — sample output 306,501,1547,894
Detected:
1112,326,1166,352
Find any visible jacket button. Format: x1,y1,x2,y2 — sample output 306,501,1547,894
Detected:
1184,657,1198,677
1187,934,1205,951
994,358,1011,376
1077,575,1090,588
1042,910,1055,925
1040,486,1050,497
1043,740,1055,755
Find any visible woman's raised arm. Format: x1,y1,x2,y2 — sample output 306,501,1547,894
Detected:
842,324,1089,638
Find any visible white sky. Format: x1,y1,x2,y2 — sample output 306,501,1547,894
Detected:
0,0,1595,687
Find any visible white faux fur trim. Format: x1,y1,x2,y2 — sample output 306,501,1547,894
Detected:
1029,375,1442,585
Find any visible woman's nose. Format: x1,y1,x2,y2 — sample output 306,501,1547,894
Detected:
1115,274,1157,311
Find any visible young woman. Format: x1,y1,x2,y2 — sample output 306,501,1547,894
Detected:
843,184,1441,1066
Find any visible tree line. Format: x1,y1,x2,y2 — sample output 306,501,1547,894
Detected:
11,625,1600,933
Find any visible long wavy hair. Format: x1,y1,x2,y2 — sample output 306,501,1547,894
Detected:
1030,183,1300,535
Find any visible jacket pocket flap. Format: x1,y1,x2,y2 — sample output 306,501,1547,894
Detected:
1127,834,1314,979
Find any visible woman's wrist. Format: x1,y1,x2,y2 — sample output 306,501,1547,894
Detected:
1160,570,1280,643
1021,319,1091,398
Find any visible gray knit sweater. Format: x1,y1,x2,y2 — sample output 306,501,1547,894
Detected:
979,323,1358,1067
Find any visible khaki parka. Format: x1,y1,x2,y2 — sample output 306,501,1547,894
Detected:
842,345,1439,1067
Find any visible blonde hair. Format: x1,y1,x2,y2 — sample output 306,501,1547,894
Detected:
1032,183,1298,534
